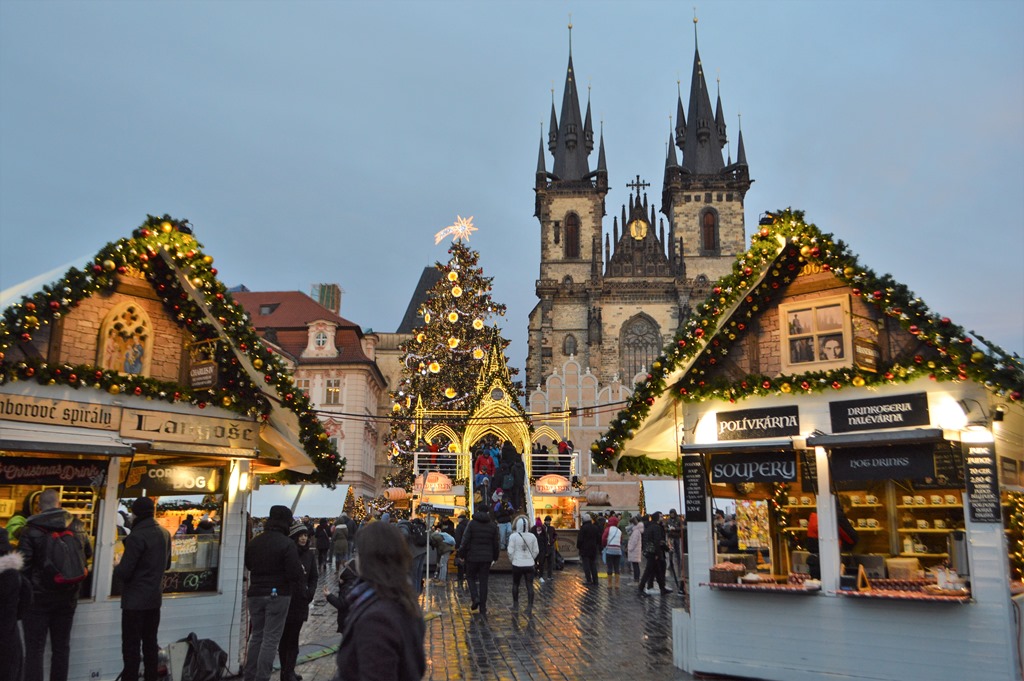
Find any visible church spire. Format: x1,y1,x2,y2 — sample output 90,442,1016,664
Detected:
736,120,748,166
666,119,679,168
551,23,591,181
715,79,728,149
537,128,547,175
680,17,725,174
597,125,607,174
584,88,595,154
675,83,686,151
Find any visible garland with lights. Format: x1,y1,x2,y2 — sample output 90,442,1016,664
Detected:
379,238,517,511
0,214,342,486
770,482,791,534
593,209,1023,474
1008,491,1024,580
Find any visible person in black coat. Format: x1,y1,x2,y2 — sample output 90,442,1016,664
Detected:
113,497,171,681
278,521,318,681
576,513,602,585
638,512,671,595
457,509,499,616
529,518,548,582
244,505,305,681
314,519,331,572
0,526,33,681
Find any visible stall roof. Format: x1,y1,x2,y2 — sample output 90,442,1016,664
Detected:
641,479,685,516
806,428,943,448
250,484,349,519
0,421,134,457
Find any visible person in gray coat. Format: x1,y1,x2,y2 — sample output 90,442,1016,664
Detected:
113,497,171,681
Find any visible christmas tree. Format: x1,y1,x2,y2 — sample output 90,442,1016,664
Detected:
383,217,517,496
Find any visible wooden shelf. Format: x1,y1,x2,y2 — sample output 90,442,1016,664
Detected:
899,552,948,558
849,503,884,509
784,505,815,510
897,528,953,534
896,504,962,510
783,527,808,533
852,527,886,533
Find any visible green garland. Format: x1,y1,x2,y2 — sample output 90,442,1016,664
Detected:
1008,491,1024,580
593,209,1023,474
0,214,343,486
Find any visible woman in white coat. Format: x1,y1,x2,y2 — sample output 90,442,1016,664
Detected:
626,516,645,582
507,515,540,606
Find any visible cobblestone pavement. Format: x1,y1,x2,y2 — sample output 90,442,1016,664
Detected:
241,563,699,681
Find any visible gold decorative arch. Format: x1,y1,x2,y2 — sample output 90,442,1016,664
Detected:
531,425,563,445
420,424,462,453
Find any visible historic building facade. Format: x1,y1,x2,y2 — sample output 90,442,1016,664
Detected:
526,33,752,503
233,290,387,501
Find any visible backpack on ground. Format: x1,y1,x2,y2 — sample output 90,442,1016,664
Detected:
177,632,227,681
33,525,88,587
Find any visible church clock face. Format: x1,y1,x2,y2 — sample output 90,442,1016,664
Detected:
490,387,505,401
628,219,648,240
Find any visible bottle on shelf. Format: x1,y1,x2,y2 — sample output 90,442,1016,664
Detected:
903,536,914,554
270,587,278,599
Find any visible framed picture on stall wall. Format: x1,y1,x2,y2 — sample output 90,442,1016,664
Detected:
780,296,853,375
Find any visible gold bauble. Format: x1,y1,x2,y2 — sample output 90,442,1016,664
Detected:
473,319,484,330
472,348,484,360
160,221,173,233
447,271,459,282
103,259,117,272
444,387,457,398
108,384,121,395
447,312,459,323
424,313,431,324
451,286,463,297
448,337,460,348
429,362,441,373
852,376,866,387
253,358,264,369
392,403,401,413
203,255,214,265
222,396,233,407
416,333,426,343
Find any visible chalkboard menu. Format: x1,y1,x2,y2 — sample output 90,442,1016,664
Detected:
915,442,964,489
963,442,1000,523
682,456,708,523
800,450,818,494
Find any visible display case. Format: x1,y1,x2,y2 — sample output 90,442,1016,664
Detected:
894,490,964,566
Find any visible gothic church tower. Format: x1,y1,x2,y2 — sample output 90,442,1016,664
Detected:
526,27,751,391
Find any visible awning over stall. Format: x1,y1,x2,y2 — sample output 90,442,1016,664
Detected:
0,421,134,456
641,479,685,515
250,484,349,519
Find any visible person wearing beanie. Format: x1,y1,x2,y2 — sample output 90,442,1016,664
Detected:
1,526,32,681
113,496,171,681
507,516,539,607
278,521,317,681
244,505,304,681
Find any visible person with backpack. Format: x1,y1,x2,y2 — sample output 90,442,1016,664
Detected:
18,488,92,681
492,490,514,550
113,497,171,681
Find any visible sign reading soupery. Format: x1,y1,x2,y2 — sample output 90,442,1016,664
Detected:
716,406,800,441
709,451,798,484
0,456,107,487
830,445,936,482
120,409,258,450
829,392,930,433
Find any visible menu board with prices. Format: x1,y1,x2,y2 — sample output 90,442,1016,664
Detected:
963,442,1000,523
683,456,708,522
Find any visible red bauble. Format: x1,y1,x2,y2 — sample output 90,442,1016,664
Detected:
872,290,883,300
134,386,143,395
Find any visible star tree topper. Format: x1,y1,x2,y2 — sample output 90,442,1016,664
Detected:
434,215,478,245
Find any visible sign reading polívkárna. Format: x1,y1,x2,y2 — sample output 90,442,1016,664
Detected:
716,405,800,441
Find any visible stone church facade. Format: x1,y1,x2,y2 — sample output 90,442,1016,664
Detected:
526,33,752,505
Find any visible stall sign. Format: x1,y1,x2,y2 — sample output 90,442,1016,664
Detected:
0,393,119,431
853,337,880,373
172,535,198,557
0,456,107,487
709,450,797,484
122,465,222,495
120,409,258,450
1001,457,1020,487
830,444,935,482
419,472,453,493
682,456,708,522
188,361,218,390
716,406,799,441
963,442,1000,523
535,474,571,494
829,392,929,433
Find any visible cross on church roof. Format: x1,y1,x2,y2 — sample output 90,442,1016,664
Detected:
626,175,650,195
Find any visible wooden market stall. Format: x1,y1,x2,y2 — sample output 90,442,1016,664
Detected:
0,216,338,681
595,211,1024,681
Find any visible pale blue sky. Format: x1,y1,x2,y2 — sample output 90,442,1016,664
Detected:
2,0,1022,375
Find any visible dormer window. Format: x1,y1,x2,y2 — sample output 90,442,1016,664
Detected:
315,331,328,348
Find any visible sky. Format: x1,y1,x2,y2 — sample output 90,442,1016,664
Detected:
2,0,1022,378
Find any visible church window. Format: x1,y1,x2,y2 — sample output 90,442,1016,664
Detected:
564,213,580,259
553,221,561,244
620,315,662,380
701,210,718,253
563,334,577,357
